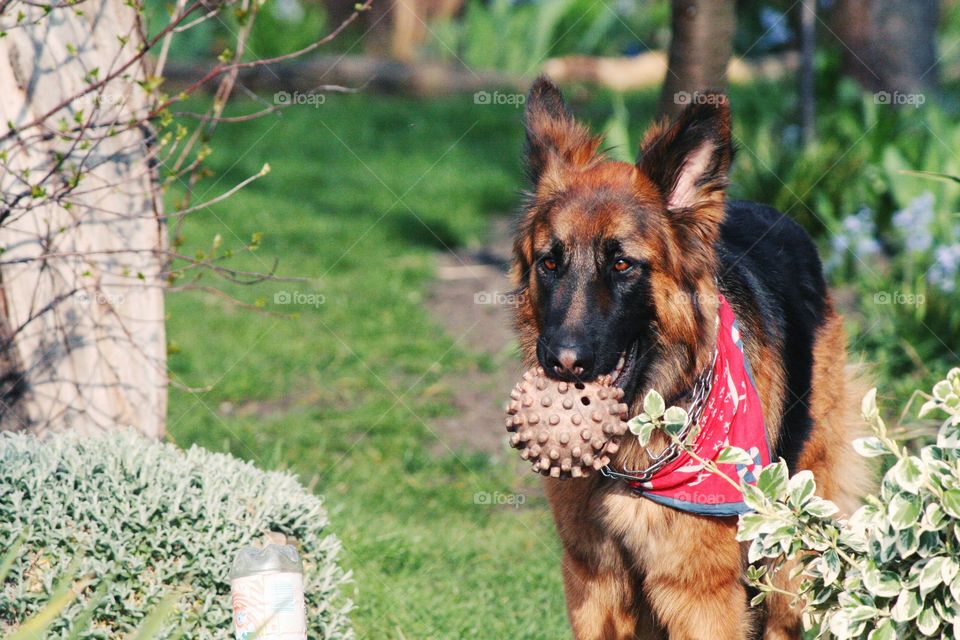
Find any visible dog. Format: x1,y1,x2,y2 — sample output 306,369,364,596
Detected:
509,76,871,639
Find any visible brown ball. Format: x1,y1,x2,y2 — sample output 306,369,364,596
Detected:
504,367,629,478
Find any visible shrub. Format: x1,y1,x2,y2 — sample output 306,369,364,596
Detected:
0,430,353,639
637,367,960,638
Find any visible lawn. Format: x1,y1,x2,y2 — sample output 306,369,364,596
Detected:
165,84,958,638
164,93,572,638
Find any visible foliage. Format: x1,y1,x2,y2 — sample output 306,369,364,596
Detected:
0,430,353,639
824,183,960,400
141,0,329,61
425,0,671,72
636,368,960,638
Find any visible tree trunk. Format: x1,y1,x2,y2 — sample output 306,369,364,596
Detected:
0,0,167,437
657,0,736,119
799,0,817,143
830,0,939,95
324,0,464,61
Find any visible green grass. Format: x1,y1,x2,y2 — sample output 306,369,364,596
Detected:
165,85,958,638
165,94,571,639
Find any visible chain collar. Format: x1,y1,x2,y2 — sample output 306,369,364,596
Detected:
600,346,718,485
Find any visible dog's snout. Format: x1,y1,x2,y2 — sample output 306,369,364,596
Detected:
541,338,595,380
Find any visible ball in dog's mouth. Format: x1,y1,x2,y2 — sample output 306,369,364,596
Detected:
504,367,630,478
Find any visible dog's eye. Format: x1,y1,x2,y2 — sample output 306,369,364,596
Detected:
612,259,633,273
541,257,558,272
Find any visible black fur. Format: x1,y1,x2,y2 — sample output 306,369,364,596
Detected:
717,199,829,471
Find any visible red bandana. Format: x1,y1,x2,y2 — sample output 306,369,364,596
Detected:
611,295,771,516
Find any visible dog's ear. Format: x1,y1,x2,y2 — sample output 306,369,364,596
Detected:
524,76,602,186
637,93,732,251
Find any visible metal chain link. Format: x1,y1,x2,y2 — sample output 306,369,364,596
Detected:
601,347,718,485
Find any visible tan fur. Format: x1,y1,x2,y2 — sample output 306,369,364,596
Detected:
514,79,872,639
539,312,871,640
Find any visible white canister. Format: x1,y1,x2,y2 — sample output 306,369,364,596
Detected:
230,544,307,640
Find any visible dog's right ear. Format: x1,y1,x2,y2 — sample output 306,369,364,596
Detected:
524,76,602,187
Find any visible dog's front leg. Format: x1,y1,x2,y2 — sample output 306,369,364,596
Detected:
561,551,642,640
637,513,754,640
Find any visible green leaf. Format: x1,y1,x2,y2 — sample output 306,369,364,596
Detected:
628,417,656,447
662,418,685,436
787,469,816,507
896,526,919,558
941,557,959,585
827,608,867,639
890,589,922,622
663,405,688,428
821,548,842,586
916,606,940,636
643,390,665,419
888,492,922,530
933,380,952,401
889,456,925,494
847,605,878,623
853,436,889,458
937,419,960,449
804,496,839,518
757,461,789,501
897,168,960,185
741,483,768,512
0,531,26,583
717,446,755,467
736,513,769,542
919,399,940,419
951,573,960,603
919,557,947,598
941,489,960,518
863,566,902,598
867,619,896,640
921,502,948,531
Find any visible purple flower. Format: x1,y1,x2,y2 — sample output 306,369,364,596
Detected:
827,207,881,273
892,192,935,253
928,243,960,293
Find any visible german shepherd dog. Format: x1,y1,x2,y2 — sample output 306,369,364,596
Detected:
510,77,871,639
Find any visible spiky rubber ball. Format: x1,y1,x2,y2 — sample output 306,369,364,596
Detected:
505,367,629,478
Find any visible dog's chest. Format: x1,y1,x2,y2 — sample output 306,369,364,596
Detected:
588,485,681,570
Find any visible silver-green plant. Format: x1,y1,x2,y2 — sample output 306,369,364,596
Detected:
0,431,353,639
632,368,960,639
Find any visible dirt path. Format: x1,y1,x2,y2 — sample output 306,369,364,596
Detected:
425,217,527,457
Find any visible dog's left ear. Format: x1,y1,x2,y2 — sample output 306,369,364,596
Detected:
637,93,732,249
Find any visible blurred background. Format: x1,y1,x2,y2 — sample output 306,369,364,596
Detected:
151,1,960,637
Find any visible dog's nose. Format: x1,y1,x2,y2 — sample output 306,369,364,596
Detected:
544,342,595,380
